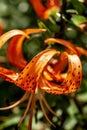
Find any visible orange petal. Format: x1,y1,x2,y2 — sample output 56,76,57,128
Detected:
7,35,28,70
43,52,68,82
7,36,27,69
29,0,48,19
46,0,60,8
38,52,82,94
0,29,29,48
24,28,46,34
7,28,46,70
45,38,78,54
0,67,19,83
49,51,68,73
29,0,60,19
46,0,60,16
76,46,87,57
15,49,60,92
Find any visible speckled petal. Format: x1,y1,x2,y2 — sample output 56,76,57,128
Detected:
38,52,82,94
15,49,60,92
0,67,19,83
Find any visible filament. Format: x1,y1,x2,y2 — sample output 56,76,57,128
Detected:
18,92,35,127
38,88,56,127
0,92,29,110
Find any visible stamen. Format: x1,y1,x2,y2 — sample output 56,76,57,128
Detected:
0,92,29,110
18,92,35,127
41,91,59,118
38,89,56,127
28,93,35,130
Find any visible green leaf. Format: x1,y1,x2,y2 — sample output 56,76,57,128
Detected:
70,0,85,13
71,14,87,26
63,117,77,130
0,115,21,129
82,62,87,77
76,92,87,102
67,99,79,117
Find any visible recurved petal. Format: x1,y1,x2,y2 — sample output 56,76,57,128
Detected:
47,52,68,74
0,67,19,83
45,38,78,54
7,35,28,70
76,46,87,57
38,52,82,94
0,29,28,48
29,0,49,19
24,28,46,34
7,28,46,70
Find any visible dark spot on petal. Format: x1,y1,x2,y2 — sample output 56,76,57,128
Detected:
21,83,24,86
32,82,35,85
72,73,75,77
78,76,81,79
74,68,76,71
27,73,29,76
70,80,72,84
72,83,75,86
26,66,29,69
78,65,80,68
78,72,80,75
31,60,34,63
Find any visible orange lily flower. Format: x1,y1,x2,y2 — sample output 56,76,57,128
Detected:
29,0,60,19
0,30,83,129
0,29,58,128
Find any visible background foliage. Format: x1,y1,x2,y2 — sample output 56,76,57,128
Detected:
0,0,87,130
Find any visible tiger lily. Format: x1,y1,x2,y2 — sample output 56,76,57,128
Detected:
29,0,60,19
0,29,83,129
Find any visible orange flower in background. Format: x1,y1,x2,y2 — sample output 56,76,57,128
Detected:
0,29,86,129
29,0,60,19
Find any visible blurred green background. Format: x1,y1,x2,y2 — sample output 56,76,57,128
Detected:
0,0,87,130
